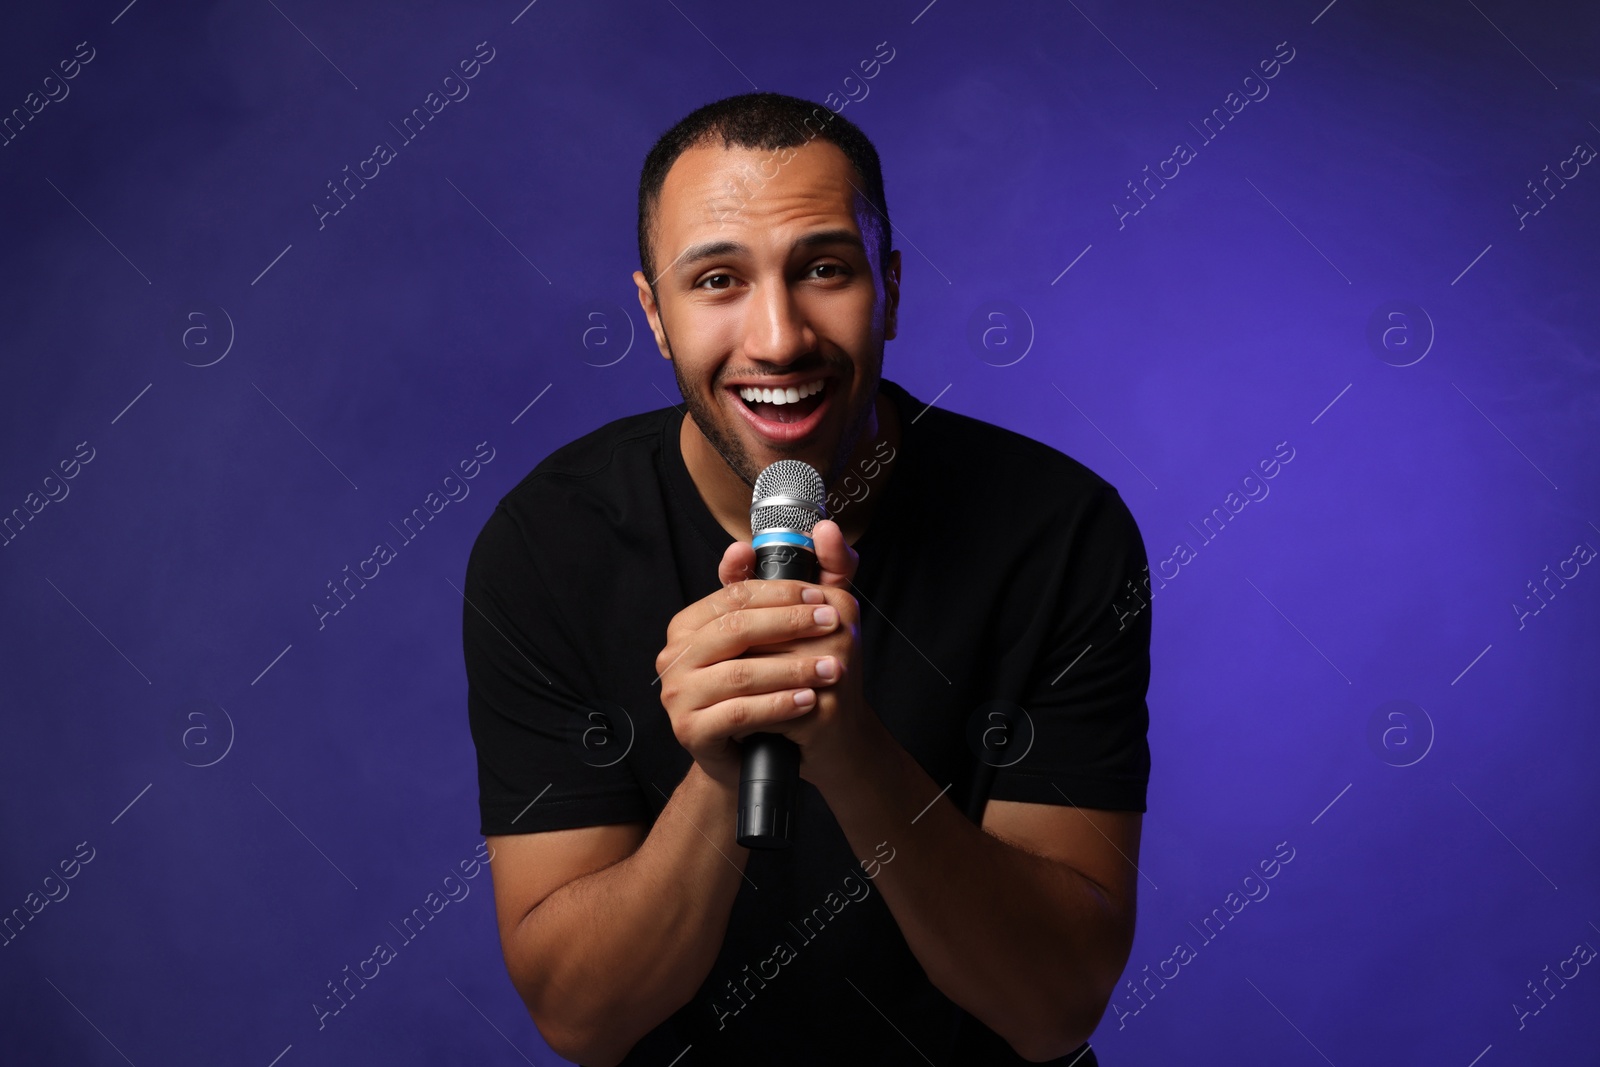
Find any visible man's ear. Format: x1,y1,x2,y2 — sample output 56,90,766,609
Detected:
882,248,901,341
633,269,672,359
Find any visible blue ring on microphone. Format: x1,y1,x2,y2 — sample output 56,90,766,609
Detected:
752,530,815,550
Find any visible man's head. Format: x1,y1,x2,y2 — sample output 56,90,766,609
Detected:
633,92,901,490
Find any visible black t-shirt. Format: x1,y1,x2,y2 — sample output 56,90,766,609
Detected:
462,377,1151,1066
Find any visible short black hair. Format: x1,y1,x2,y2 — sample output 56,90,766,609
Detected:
636,91,892,288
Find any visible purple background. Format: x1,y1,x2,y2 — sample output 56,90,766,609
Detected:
2,0,1597,1063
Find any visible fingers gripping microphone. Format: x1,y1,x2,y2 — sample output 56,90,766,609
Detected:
737,459,827,850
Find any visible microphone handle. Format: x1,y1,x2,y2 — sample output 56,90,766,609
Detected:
736,539,816,849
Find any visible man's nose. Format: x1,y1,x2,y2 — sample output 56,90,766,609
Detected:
742,281,814,365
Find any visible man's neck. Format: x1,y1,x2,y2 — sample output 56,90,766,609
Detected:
681,387,902,547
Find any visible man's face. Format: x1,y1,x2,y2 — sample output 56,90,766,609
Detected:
634,138,900,489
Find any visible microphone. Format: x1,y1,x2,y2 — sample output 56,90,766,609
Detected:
736,459,827,850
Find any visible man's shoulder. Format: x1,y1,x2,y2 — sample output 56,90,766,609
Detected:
905,389,1121,514
500,402,674,509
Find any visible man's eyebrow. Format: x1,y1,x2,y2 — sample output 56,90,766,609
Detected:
672,229,867,278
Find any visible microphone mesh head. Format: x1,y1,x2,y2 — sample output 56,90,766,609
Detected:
751,460,826,535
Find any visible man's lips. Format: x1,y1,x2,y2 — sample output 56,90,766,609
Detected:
724,377,833,445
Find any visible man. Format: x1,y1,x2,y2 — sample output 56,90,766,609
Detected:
462,91,1152,1065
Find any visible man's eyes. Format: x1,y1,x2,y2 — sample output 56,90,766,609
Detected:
693,263,850,290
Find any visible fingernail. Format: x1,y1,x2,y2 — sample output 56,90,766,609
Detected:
814,606,837,626
794,688,816,707
802,587,825,604
816,657,837,681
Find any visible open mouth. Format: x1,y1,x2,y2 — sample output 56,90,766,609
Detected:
726,377,831,443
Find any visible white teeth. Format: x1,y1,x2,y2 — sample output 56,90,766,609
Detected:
738,380,824,404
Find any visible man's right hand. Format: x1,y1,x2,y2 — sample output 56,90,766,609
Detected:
654,540,846,791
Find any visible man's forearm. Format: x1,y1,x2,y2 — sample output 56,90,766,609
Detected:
813,716,1127,1060
509,762,749,1065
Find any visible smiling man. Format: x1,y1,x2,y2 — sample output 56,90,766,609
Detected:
463,92,1152,1066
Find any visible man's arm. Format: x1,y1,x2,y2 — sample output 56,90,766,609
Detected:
810,724,1141,1062
489,762,749,1067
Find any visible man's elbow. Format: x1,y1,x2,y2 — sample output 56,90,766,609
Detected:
1006,975,1116,1062
523,1002,631,1067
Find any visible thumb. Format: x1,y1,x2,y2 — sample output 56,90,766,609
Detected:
810,519,858,588
719,538,756,587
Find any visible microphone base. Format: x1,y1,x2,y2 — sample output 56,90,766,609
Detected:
736,733,800,850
